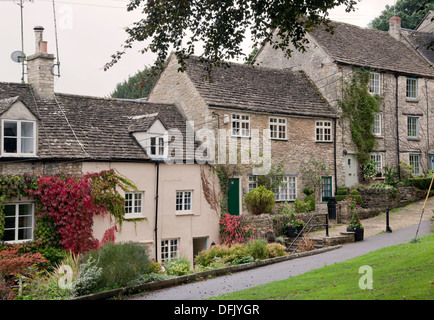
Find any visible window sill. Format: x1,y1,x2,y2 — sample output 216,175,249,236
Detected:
373,135,384,139
270,138,288,141
1,153,37,158
124,214,146,220
315,141,333,143
407,137,420,141
406,98,419,103
231,135,251,139
176,211,194,216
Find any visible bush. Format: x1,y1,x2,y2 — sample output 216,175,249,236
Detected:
164,256,192,276
337,186,348,195
80,242,151,292
266,243,287,258
247,238,268,260
244,186,275,215
407,177,433,190
304,195,315,211
349,189,362,205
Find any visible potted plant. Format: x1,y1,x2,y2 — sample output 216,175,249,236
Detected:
266,229,276,243
346,210,364,241
286,212,305,238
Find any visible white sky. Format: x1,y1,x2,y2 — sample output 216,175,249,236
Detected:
0,0,396,98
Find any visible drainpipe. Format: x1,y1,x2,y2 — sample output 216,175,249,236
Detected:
333,118,338,195
395,73,401,179
154,161,160,262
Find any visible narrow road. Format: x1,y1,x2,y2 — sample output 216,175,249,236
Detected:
130,219,432,300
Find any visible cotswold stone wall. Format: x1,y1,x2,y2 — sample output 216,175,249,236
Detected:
0,161,82,177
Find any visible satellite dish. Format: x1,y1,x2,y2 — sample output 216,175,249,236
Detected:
11,51,26,63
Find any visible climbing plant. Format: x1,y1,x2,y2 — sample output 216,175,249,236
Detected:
0,170,139,254
338,68,382,175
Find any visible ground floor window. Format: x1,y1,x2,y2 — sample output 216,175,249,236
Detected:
409,153,421,176
273,176,296,201
3,203,34,242
161,239,179,263
248,175,258,192
321,176,333,202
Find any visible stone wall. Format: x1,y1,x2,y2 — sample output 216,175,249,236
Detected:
0,161,83,177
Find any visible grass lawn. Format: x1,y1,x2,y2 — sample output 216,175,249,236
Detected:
210,234,434,300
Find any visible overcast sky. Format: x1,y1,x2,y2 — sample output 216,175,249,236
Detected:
0,0,396,98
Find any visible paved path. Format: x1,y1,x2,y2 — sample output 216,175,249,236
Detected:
130,200,433,300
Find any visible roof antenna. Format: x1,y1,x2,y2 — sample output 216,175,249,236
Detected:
51,0,61,77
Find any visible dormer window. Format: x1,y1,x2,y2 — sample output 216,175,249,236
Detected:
2,119,36,156
149,134,166,157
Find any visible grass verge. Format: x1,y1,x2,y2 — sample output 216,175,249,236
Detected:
210,234,434,300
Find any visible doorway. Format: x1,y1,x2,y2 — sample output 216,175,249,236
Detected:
345,154,358,187
227,178,240,215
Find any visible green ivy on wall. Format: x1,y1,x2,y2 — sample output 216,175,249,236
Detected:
338,68,382,171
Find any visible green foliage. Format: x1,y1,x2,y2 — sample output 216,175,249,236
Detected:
338,69,382,169
72,255,102,297
110,66,160,99
292,198,309,213
105,0,357,76
383,163,400,186
347,210,363,230
164,256,192,276
244,186,275,215
304,195,315,211
407,177,434,190
246,238,268,260
81,242,151,292
302,187,314,196
370,0,434,31
300,157,332,195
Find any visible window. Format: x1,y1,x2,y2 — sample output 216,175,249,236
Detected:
161,239,178,262
429,155,434,171
149,135,165,157
2,120,36,156
406,78,417,99
231,114,250,137
248,175,258,192
315,121,332,142
321,176,333,202
273,176,296,201
409,153,421,176
372,113,382,136
269,117,287,140
370,153,383,174
3,203,34,243
124,192,143,217
176,191,192,213
369,72,380,95
407,117,418,139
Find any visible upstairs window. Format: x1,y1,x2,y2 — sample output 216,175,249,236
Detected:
176,190,192,214
269,117,287,140
406,78,417,99
149,135,166,158
369,72,380,95
124,192,143,217
2,120,36,156
315,121,332,142
372,113,382,136
407,117,418,139
232,114,250,137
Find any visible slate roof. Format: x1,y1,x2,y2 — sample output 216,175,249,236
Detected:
0,82,187,161
401,29,434,65
309,21,434,78
183,56,336,119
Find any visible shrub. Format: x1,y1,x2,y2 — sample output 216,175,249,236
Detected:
304,195,315,211
164,256,192,276
302,188,314,196
407,177,433,190
219,213,245,246
293,198,309,213
247,238,268,260
244,186,275,215
266,243,286,258
72,255,102,297
80,242,151,292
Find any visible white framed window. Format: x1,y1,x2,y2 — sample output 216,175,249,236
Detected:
372,113,382,136
148,134,166,157
273,176,296,202
2,119,36,156
176,190,192,214
315,121,332,142
3,203,34,243
409,153,421,176
369,72,380,95
124,192,143,217
161,238,179,263
407,117,418,139
370,153,383,174
231,114,250,137
269,117,287,140
406,78,417,99
248,175,258,192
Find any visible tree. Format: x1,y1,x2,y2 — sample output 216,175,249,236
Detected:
104,0,357,75
110,66,160,99
369,0,434,31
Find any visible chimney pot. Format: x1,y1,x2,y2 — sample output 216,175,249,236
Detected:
389,16,401,41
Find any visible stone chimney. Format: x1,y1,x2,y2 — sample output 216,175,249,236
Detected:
388,16,401,41
27,26,55,100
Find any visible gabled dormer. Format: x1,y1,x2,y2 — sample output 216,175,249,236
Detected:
128,113,168,159
0,96,38,157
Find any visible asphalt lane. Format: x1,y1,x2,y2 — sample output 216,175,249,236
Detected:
129,220,432,300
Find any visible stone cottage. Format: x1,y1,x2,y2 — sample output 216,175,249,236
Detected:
0,27,221,264
148,54,338,215
255,16,434,187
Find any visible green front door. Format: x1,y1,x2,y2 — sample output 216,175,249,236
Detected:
227,178,240,215
321,176,333,202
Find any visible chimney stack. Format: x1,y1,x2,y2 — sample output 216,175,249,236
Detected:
27,26,55,100
388,16,401,41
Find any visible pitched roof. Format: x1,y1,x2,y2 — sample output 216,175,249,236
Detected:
401,29,434,65
0,82,187,161
183,56,336,118
309,21,434,78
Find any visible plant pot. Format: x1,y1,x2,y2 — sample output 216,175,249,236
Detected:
266,233,276,243
347,227,364,241
286,226,296,238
